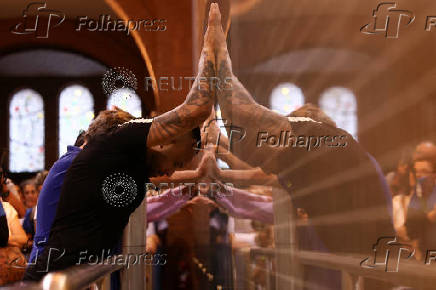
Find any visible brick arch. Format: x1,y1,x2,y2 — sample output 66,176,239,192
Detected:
104,0,195,112
0,19,156,110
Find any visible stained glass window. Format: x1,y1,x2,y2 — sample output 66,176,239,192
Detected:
270,83,305,115
107,88,142,117
9,89,45,172
59,85,94,156
215,105,229,169
319,87,357,139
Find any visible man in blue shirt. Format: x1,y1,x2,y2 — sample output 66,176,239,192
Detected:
29,132,85,263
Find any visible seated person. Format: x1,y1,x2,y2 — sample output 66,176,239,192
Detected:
29,131,86,263
20,179,38,209
0,169,9,247
1,200,27,249
403,174,436,260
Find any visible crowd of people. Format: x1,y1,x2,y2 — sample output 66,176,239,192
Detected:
389,142,436,261
0,168,48,284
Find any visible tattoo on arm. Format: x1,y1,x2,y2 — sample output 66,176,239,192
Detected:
187,60,215,106
217,57,253,106
215,52,292,137
147,59,216,147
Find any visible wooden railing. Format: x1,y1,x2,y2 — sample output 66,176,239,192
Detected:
3,263,124,290
233,246,436,290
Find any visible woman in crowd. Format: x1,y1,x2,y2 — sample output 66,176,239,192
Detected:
0,167,27,285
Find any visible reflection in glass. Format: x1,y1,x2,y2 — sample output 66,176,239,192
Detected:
270,83,305,116
319,87,357,139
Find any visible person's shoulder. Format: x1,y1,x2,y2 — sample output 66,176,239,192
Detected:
114,118,154,135
111,118,154,146
54,146,81,167
2,202,13,211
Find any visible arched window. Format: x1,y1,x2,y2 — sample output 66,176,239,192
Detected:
107,88,142,117
9,89,45,172
270,83,305,115
59,85,94,156
319,87,357,138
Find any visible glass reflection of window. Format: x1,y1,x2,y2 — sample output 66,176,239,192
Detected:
107,88,142,117
319,87,357,139
215,105,229,169
9,89,45,172
270,83,305,116
59,85,94,156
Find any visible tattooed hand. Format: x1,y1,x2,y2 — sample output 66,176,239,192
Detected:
147,4,222,147
212,3,293,170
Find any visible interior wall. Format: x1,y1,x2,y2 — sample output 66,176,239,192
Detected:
0,18,154,172
228,0,436,171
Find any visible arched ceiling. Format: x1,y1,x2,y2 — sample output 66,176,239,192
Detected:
0,0,114,19
0,49,107,76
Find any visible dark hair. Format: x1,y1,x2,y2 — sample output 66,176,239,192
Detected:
85,108,135,143
192,127,201,150
413,141,436,169
0,149,6,183
74,130,86,147
35,170,49,188
20,179,36,191
399,146,415,168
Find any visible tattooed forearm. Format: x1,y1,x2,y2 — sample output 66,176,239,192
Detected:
215,49,292,138
216,54,254,106
148,104,207,147
186,60,215,106
147,55,216,147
